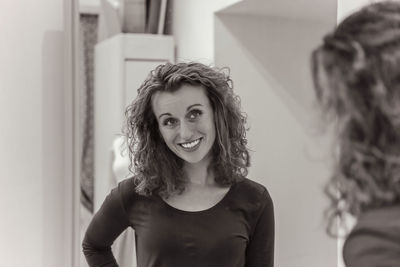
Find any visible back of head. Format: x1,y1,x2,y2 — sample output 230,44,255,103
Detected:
311,1,400,233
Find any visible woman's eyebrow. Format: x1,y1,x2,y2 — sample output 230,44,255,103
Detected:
158,104,203,119
159,112,172,119
186,104,203,111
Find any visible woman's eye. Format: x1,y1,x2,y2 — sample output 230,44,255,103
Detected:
188,109,203,120
162,118,177,127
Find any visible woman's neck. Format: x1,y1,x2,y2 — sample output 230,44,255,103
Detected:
183,157,214,186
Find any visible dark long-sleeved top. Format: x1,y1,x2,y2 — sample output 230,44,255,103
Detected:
82,177,274,267
343,204,400,267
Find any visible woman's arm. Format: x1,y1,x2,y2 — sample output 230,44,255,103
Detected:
82,183,131,267
245,190,275,267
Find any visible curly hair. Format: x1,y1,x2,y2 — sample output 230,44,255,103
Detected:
311,1,400,236
123,62,250,198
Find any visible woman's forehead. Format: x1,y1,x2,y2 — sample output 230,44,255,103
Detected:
151,85,211,116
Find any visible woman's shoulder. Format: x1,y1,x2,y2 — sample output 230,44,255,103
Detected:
116,177,149,206
232,177,273,206
117,176,136,193
347,204,400,238
343,205,400,267
235,177,271,195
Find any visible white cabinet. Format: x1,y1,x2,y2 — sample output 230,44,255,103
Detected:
94,34,174,211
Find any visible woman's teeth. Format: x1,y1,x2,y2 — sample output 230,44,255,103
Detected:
180,138,201,148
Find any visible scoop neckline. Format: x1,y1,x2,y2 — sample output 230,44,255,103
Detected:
157,182,237,215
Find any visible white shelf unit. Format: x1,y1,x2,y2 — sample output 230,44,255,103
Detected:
94,33,174,211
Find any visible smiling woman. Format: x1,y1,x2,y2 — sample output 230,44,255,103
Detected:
82,62,275,267
151,85,216,166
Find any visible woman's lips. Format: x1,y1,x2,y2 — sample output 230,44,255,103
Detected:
178,137,203,151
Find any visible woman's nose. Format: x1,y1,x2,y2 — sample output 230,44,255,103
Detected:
179,121,193,140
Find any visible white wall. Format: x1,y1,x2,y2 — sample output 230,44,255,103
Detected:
172,0,241,63
337,0,375,22
81,0,100,7
215,14,337,267
0,1,70,267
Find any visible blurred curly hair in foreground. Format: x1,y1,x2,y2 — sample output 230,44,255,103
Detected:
311,1,400,236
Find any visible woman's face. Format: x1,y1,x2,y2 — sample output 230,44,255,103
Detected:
151,85,216,165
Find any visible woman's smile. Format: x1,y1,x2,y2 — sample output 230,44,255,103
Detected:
178,137,203,150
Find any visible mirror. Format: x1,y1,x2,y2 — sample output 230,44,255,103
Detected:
73,0,340,266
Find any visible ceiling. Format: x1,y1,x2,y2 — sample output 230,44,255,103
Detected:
217,0,337,22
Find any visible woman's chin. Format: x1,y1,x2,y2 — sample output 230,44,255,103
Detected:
181,155,205,165
180,152,213,166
